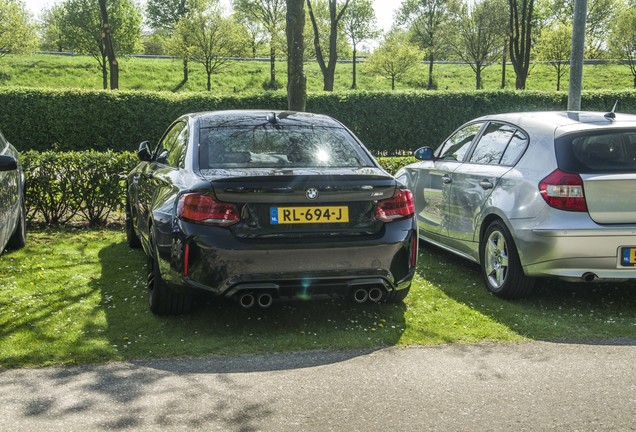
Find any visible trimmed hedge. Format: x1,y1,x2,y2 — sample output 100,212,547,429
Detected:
23,150,138,226
3,88,636,156
20,151,411,227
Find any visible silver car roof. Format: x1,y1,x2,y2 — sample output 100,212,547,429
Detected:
475,111,636,139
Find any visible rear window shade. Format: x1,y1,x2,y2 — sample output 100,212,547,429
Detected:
555,130,636,173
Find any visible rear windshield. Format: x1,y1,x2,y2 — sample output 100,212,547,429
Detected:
198,125,374,169
555,130,636,173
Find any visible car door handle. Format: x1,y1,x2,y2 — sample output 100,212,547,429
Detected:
442,175,452,184
479,179,494,190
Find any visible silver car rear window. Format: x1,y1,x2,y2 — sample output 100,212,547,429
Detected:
198,125,374,169
556,130,636,173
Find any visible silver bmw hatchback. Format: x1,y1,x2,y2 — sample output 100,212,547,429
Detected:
396,111,636,298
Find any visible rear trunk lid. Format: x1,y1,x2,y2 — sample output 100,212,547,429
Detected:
200,168,397,238
582,173,636,224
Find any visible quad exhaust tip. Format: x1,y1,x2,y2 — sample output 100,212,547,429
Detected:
353,287,385,303
238,292,275,309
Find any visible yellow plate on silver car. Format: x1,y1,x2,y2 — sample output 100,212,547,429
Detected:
270,206,349,224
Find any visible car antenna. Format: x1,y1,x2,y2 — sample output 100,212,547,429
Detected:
604,100,618,119
267,112,280,124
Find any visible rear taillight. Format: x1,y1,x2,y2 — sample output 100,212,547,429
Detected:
375,189,415,222
539,169,587,212
177,192,240,226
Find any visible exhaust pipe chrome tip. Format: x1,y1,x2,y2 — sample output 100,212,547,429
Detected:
239,293,255,309
582,272,597,282
257,293,274,309
353,288,369,303
368,287,384,303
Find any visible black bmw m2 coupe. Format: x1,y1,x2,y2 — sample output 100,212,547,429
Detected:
127,110,417,315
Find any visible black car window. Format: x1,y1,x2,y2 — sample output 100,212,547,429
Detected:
500,129,529,166
156,121,186,164
437,122,484,162
199,125,374,169
556,130,636,173
469,122,515,165
166,124,188,168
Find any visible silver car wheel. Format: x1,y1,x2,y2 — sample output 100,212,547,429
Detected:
485,230,509,289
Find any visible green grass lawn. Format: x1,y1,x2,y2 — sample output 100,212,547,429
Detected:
0,54,635,94
1,228,634,369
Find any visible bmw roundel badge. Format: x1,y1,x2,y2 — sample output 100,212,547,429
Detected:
306,188,319,200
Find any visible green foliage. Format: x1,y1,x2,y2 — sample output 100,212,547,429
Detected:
533,23,573,91
21,150,137,226
3,87,636,156
377,156,418,174
366,30,421,90
0,0,38,56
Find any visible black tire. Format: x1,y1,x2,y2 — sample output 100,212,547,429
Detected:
7,198,26,251
386,285,411,303
479,220,535,299
147,230,192,315
126,195,141,249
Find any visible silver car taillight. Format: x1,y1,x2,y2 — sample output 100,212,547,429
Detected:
539,169,588,212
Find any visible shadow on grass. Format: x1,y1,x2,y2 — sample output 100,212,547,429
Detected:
96,240,408,369
420,245,636,344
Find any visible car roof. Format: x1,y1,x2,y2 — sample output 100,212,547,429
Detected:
475,111,636,138
187,110,344,128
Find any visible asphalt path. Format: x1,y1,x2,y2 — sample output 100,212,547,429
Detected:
1,340,635,431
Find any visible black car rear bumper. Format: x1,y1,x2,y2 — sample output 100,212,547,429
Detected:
156,218,417,301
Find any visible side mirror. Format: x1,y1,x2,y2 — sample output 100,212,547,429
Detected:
0,155,18,172
414,147,435,161
137,141,153,162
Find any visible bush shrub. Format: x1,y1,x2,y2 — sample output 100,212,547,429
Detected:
22,150,137,226
3,88,636,156
21,150,414,227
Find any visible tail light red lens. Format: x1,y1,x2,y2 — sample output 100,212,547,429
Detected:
375,189,415,222
539,169,588,212
177,192,240,226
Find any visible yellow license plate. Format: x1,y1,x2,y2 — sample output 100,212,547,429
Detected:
270,206,349,224
621,247,636,266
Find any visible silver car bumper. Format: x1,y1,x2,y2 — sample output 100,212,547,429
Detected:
518,227,636,280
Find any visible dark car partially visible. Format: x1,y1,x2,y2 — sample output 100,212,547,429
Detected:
0,130,26,254
126,110,417,315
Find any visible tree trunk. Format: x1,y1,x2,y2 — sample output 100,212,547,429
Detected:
351,47,357,89
501,39,507,89
99,0,118,90
476,67,481,90
557,72,561,92
183,57,189,82
270,45,276,85
508,0,534,90
633,74,636,89
391,75,395,90
206,64,212,91
101,56,108,90
286,0,307,111
427,52,434,90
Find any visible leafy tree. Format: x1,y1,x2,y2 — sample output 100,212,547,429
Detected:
451,0,508,90
366,28,420,90
0,0,37,57
146,0,194,82
608,5,636,88
341,0,378,89
306,0,350,91
286,0,306,110
537,0,620,59
508,0,535,89
235,14,267,58
39,4,65,52
533,22,571,91
232,0,286,87
60,0,142,89
146,0,188,32
175,1,247,91
397,0,459,90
